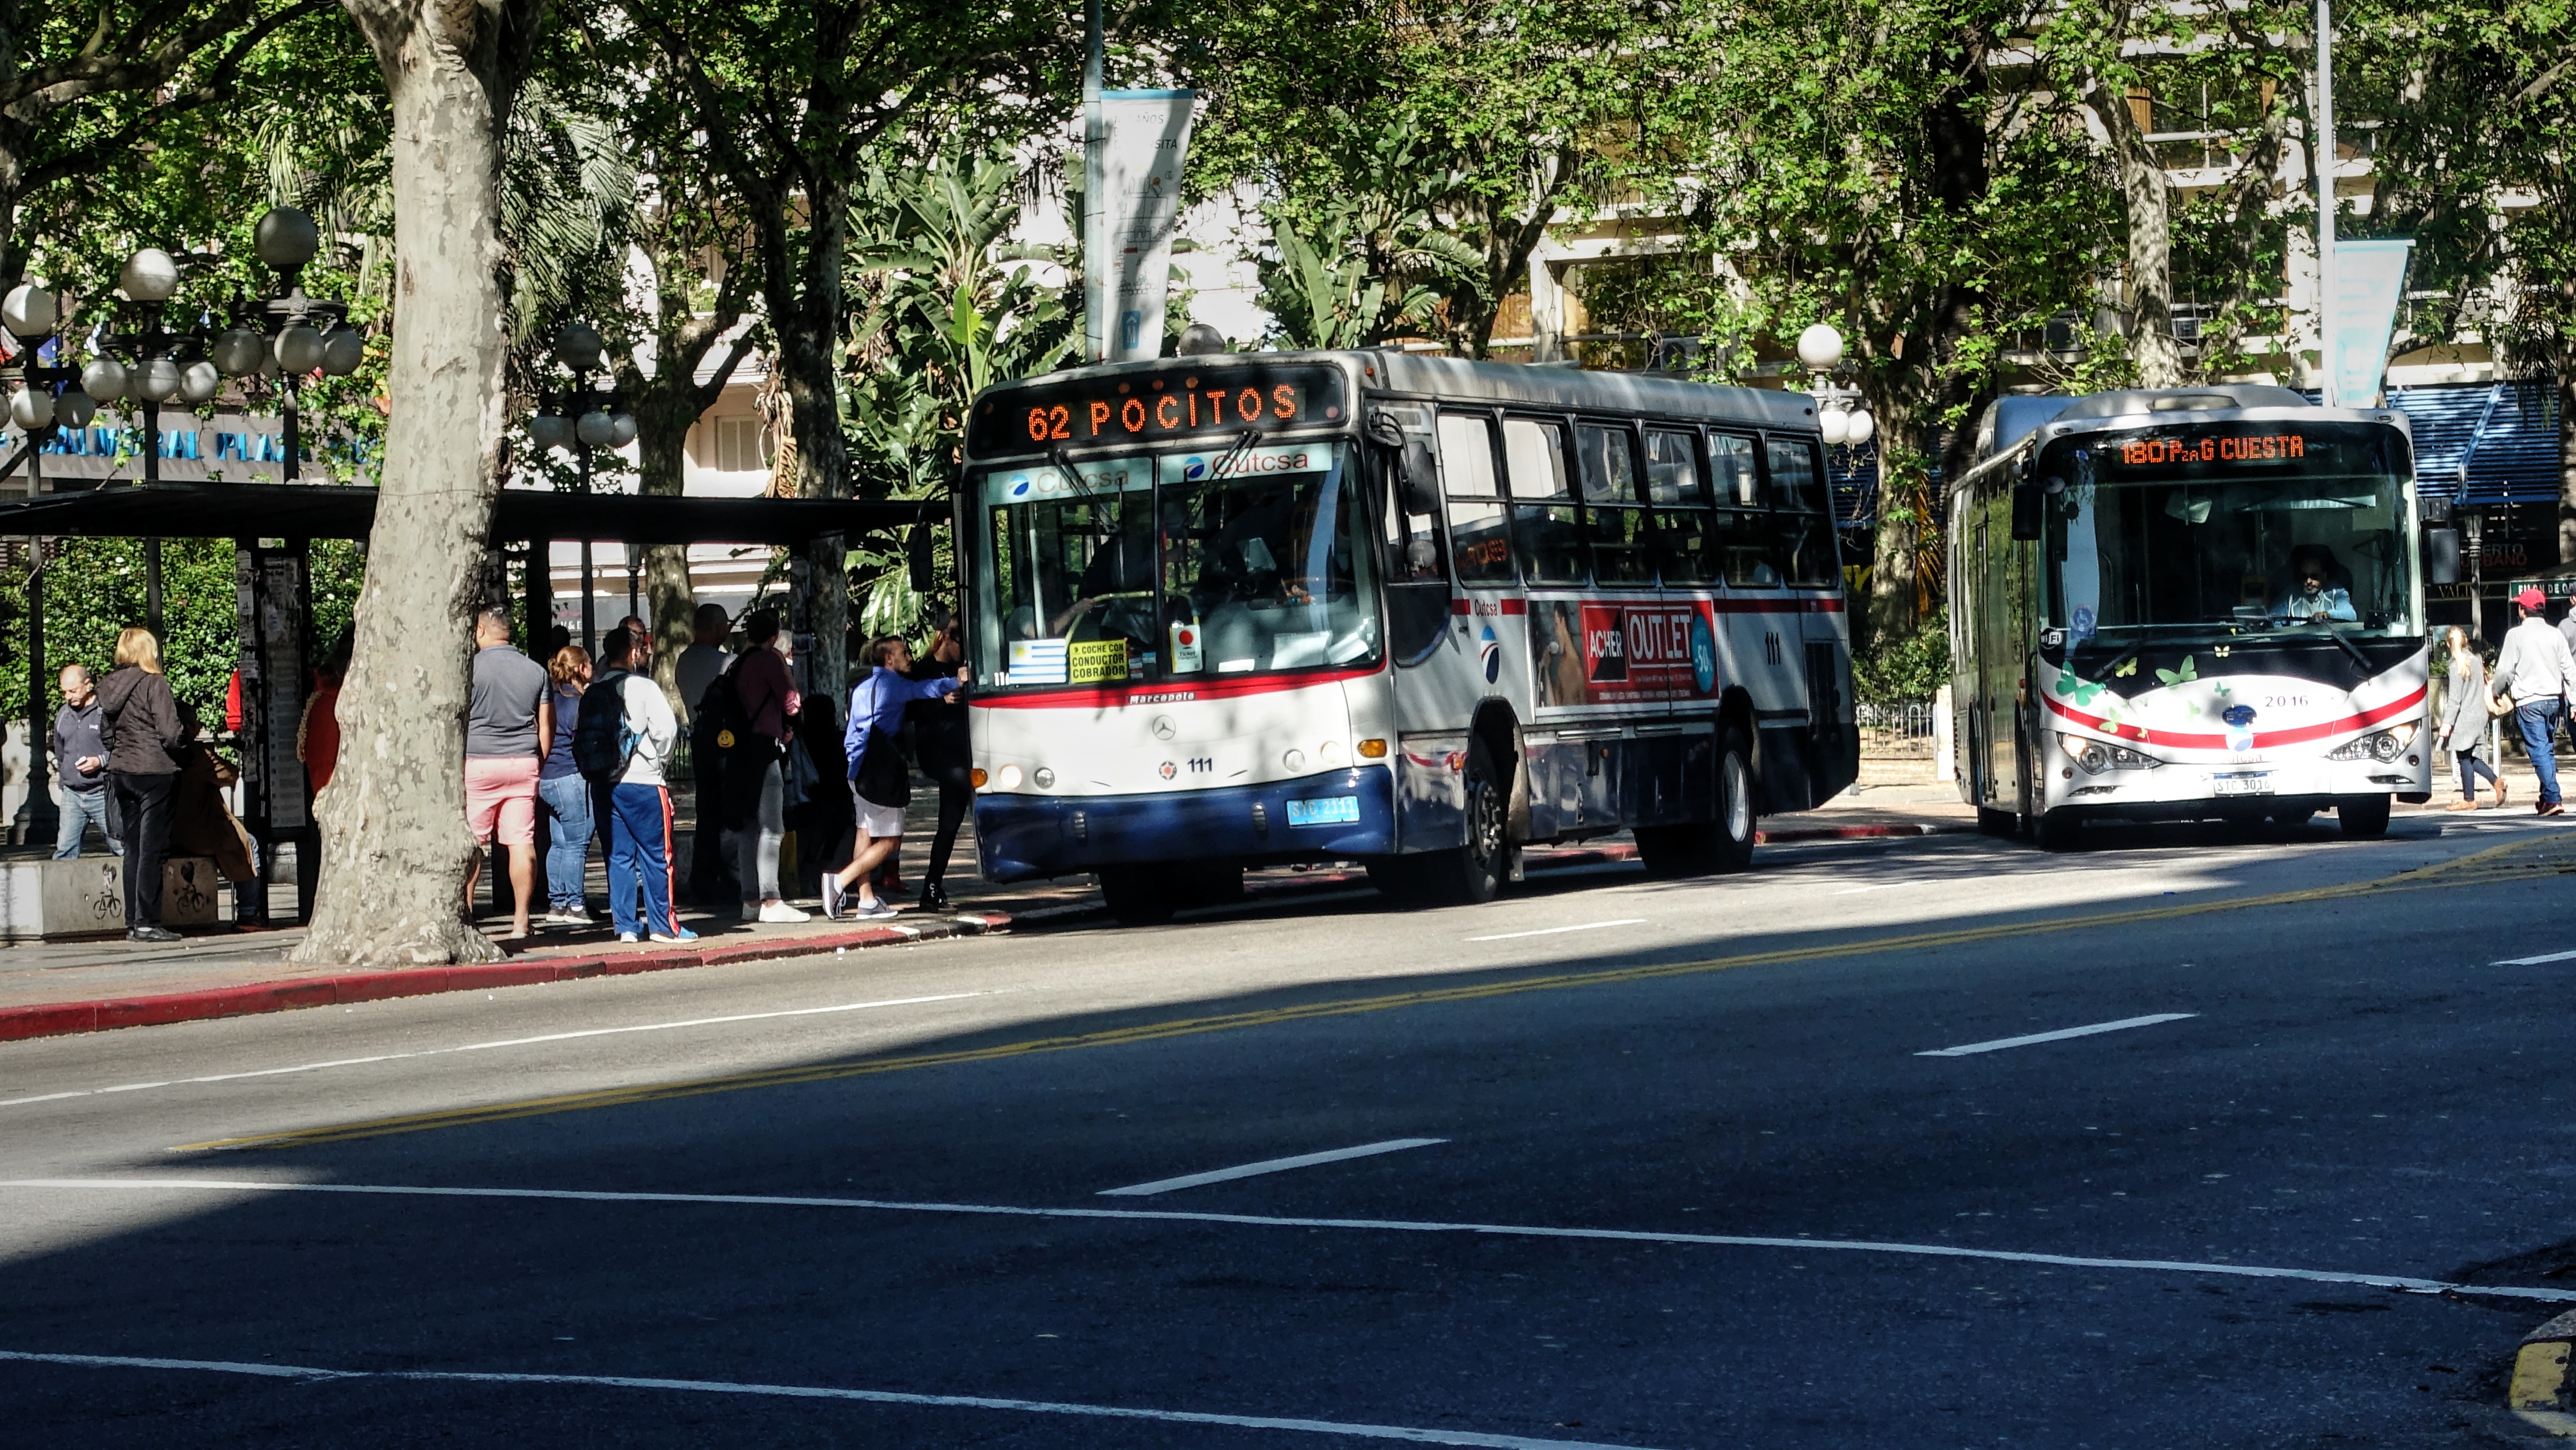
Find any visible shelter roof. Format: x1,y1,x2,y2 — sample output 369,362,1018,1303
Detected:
0,483,935,545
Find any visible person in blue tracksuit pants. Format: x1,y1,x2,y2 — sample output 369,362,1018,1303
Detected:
597,626,691,942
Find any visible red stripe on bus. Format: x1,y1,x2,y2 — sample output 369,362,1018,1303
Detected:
970,665,1383,710
2043,683,2425,751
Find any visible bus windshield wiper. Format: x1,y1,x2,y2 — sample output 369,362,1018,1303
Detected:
1207,428,1260,483
2326,628,2372,670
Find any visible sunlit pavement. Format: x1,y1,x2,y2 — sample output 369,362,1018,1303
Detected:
3,812,2573,1446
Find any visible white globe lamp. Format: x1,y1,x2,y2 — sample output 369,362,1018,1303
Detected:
81,357,129,401
8,388,53,429
1794,322,1845,371
2,284,57,338
120,248,180,303
1844,409,1875,445
575,409,616,446
527,414,573,451
274,323,326,374
1818,408,1850,445
606,412,637,448
134,358,182,403
256,207,322,271
211,328,266,374
319,327,364,376
179,359,223,403
56,389,96,429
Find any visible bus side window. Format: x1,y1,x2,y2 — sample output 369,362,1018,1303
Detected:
1764,435,1837,587
1438,413,1514,586
1576,422,1654,585
1710,431,1761,508
1645,427,1714,585
1503,418,1585,585
1713,508,1779,588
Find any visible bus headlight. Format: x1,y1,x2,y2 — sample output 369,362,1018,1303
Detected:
1031,766,1054,789
996,764,1024,790
2329,725,2416,763
2059,733,2160,774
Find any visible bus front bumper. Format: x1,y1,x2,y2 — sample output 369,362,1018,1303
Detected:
973,766,1397,883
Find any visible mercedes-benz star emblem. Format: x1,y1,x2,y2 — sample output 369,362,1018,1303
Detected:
1151,715,1176,741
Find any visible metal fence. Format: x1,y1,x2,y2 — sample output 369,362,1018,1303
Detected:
1857,699,1938,758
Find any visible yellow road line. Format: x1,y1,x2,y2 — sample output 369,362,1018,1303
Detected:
173,835,2552,1153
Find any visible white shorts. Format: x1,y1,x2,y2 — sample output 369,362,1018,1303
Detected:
852,783,906,841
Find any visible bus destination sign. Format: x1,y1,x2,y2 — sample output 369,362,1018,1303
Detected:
2113,433,2306,467
969,363,1346,458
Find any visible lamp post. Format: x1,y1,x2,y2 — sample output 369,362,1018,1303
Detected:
207,207,364,482
527,321,635,655
1,282,92,848
1795,322,1876,449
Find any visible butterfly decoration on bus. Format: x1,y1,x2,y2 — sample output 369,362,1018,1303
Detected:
2155,657,2198,687
2054,668,2107,706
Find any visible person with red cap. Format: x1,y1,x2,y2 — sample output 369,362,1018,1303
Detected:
2490,586,2575,815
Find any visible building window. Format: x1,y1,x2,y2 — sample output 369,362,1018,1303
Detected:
715,416,770,473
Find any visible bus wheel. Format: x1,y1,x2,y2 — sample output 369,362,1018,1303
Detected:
2338,795,2391,838
1415,737,1506,904
1976,807,2016,836
1708,724,1756,872
1098,866,1179,926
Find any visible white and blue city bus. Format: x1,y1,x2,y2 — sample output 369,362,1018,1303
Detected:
956,351,1857,923
1946,385,2433,848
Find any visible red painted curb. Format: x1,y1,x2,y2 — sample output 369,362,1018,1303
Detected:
0,918,989,1046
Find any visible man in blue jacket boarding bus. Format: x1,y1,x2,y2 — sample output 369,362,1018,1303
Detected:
821,634,965,921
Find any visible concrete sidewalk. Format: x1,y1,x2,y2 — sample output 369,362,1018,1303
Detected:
0,780,1976,1044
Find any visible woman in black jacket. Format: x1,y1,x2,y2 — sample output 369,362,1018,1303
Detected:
905,615,974,911
97,626,194,942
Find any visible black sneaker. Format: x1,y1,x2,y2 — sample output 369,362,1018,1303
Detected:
127,926,181,943
917,884,952,913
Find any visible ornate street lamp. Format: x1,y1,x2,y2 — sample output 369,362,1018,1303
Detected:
1795,322,1876,448
204,206,366,481
526,320,636,654
0,280,92,846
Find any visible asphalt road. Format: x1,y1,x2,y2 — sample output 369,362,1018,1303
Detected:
5,812,2575,1448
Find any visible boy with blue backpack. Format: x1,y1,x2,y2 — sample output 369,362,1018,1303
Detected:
573,625,692,942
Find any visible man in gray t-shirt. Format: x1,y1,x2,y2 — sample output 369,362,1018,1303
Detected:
465,606,554,936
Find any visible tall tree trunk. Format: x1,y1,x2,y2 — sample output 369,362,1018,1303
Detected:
773,257,850,699
294,0,537,967
2099,80,2183,388
633,396,696,710
1865,393,1921,649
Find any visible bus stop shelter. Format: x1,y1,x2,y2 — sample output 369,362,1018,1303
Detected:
0,480,933,922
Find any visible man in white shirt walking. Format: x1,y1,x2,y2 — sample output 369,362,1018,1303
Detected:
596,625,693,941
2491,587,2576,815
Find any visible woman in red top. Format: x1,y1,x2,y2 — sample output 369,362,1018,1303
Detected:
298,634,351,794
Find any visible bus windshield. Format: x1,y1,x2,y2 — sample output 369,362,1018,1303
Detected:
971,441,1380,688
2043,421,2416,642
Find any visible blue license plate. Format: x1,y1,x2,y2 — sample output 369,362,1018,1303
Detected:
1285,796,1360,828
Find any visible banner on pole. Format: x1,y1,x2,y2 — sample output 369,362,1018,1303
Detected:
2325,237,2413,409
1083,88,1195,364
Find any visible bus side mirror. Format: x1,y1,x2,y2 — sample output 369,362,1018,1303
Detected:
1398,439,1441,516
2425,527,2461,585
907,524,938,593
2010,478,2047,540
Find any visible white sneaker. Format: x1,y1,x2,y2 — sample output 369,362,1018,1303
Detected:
848,898,900,921
758,901,812,923
616,931,640,943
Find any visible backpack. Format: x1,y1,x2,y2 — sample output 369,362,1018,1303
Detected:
692,662,752,759
573,673,638,783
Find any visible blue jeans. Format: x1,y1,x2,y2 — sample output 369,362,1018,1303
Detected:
2515,699,2564,806
606,782,676,937
54,786,121,859
537,773,593,910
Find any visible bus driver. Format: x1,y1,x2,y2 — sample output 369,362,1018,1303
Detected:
2272,544,2358,624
